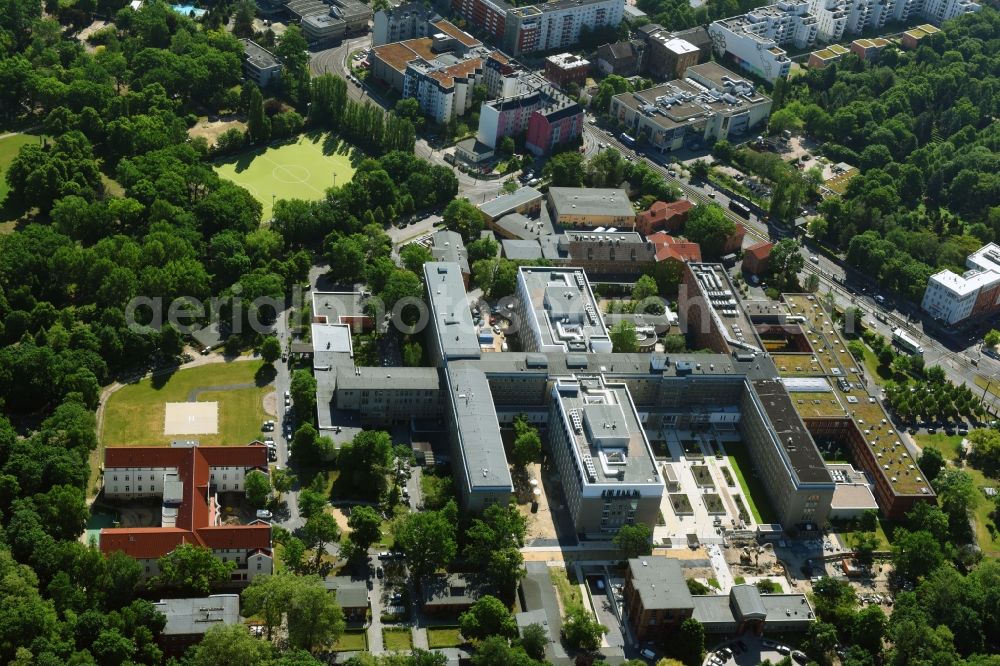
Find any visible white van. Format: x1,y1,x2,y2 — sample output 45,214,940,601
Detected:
256,509,273,520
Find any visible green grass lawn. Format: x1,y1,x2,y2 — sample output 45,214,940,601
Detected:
426,627,463,648
333,630,368,652
912,433,999,556
727,447,779,524
213,132,357,221
914,432,963,463
382,628,413,651
101,361,273,447
0,132,46,230
550,567,585,617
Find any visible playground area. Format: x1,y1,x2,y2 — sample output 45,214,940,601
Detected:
213,132,357,220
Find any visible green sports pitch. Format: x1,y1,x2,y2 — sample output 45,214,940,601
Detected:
213,132,356,221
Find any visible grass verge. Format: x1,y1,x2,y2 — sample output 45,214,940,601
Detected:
333,630,368,652
427,627,463,648
382,628,413,651
550,567,585,617
727,446,778,524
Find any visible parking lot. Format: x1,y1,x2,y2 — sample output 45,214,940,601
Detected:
704,636,805,666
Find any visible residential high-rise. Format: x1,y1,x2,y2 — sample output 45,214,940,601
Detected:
708,3,816,83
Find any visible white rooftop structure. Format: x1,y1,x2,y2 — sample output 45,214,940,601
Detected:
514,267,612,354
922,242,1000,324
153,595,241,637
663,38,699,55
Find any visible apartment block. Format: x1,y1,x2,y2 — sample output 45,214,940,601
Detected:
478,73,583,154
373,2,436,45
452,0,510,42
609,63,772,154
548,375,665,538
502,0,625,55
922,242,1000,324
371,26,486,123
335,367,443,425
708,2,816,82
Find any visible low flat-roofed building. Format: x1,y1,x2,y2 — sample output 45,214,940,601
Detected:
153,595,240,656
421,573,492,614
901,23,940,49
492,211,553,240
424,262,481,364
624,557,815,639
514,266,612,354
609,64,772,155
850,37,890,60
330,0,373,32
310,323,353,370
312,291,374,331
480,186,544,223
430,230,470,285
548,374,665,538
547,187,635,229
302,13,347,46
444,364,513,511
241,39,282,87
807,43,849,68
830,478,879,521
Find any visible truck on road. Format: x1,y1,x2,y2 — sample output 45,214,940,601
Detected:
892,327,924,356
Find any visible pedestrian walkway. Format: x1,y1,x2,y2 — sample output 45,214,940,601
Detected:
412,627,428,650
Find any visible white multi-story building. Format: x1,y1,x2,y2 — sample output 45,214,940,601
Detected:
404,57,484,124
922,243,1000,325
708,2,816,83
513,266,613,354
914,0,980,23
548,375,665,538
503,0,625,55
808,0,849,42
373,1,437,45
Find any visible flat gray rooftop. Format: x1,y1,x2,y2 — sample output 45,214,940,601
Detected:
311,323,353,370
336,366,441,391
553,375,661,486
751,378,834,485
153,595,240,636
479,186,543,220
312,291,368,324
628,557,693,610
430,230,469,274
518,267,611,353
445,365,512,491
548,187,635,220
425,262,480,360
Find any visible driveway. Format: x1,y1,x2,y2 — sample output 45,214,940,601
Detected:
520,562,568,659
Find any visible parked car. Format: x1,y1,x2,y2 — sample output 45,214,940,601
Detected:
640,648,657,660
256,509,273,520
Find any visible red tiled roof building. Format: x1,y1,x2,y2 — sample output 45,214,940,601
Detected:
636,200,694,235
743,241,774,275
100,443,273,584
